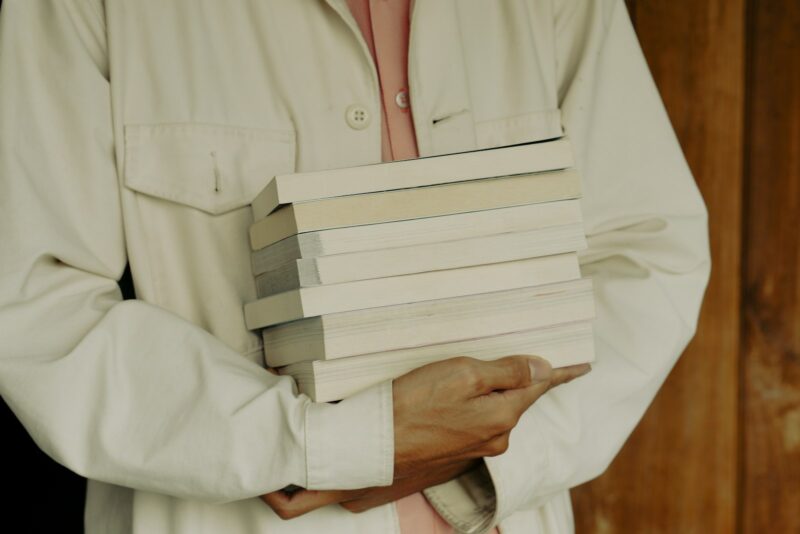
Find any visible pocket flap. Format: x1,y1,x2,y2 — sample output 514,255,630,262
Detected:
123,123,296,215
475,108,564,149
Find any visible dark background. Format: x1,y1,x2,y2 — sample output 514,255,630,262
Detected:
1,265,135,534
0,1,127,531
2,400,86,530
2,0,799,532
0,0,90,526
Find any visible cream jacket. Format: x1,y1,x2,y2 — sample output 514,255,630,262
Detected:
0,1,711,533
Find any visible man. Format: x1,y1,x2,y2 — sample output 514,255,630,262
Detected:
0,1,711,533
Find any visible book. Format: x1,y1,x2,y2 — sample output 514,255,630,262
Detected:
250,199,584,272
280,320,595,402
252,137,573,218
244,252,581,329
262,278,595,367
245,137,595,404
254,222,587,295
248,168,581,249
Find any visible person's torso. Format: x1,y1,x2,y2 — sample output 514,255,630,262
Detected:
95,1,568,532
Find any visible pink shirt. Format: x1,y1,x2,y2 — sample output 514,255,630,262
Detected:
345,1,499,532
347,0,419,162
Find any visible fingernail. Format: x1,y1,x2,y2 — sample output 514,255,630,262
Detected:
528,358,552,384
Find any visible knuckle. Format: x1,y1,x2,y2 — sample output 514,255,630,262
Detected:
493,409,518,432
497,434,511,454
341,501,357,512
484,435,510,456
498,435,511,453
274,507,295,521
460,366,484,391
452,355,478,369
496,356,528,387
509,357,530,385
470,372,487,392
344,502,366,514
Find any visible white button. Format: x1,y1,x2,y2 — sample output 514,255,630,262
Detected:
345,104,371,130
395,89,409,109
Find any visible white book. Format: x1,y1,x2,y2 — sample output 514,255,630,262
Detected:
244,252,581,329
251,199,584,272
248,168,581,249
252,137,574,218
281,321,595,402
255,223,587,296
263,278,595,367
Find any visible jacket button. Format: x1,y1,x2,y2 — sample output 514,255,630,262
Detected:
345,104,371,130
395,89,409,109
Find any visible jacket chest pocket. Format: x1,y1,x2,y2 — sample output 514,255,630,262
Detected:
474,108,564,150
122,122,296,356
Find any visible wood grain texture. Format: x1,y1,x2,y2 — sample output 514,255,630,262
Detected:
741,0,800,531
571,0,744,532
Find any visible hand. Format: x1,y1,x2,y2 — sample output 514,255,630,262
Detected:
391,355,591,478
261,458,481,519
260,354,590,520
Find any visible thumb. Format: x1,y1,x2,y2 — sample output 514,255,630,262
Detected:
465,355,553,398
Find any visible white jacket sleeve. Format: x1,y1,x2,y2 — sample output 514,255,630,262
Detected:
0,0,393,505
423,0,712,531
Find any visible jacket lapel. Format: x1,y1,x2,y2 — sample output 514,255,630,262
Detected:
323,0,477,159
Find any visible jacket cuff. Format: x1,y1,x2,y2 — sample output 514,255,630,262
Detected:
422,460,497,534
481,409,552,525
304,380,394,490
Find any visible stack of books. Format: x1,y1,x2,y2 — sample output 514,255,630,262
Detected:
244,137,595,402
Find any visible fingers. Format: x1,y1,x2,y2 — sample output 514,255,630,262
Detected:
340,459,480,514
479,432,512,457
462,355,553,397
502,362,592,413
264,458,482,519
462,363,591,451
261,487,361,520
550,363,592,387
390,353,592,483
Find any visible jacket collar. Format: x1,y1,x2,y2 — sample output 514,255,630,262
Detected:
322,0,477,157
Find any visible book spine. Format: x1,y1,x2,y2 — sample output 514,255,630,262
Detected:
274,137,575,206
263,279,595,365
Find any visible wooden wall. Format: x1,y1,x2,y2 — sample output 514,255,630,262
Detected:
741,1,800,531
571,0,800,532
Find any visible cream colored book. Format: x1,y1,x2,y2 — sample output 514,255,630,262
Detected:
263,278,595,367
280,321,595,402
255,223,587,296
250,199,583,271
252,137,574,218
244,252,581,329
248,168,581,249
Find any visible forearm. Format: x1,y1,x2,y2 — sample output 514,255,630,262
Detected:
0,0,395,504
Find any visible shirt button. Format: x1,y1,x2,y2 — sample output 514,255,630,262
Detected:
395,89,409,109
345,104,371,130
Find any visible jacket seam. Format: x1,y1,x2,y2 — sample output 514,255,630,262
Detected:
124,122,295,140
